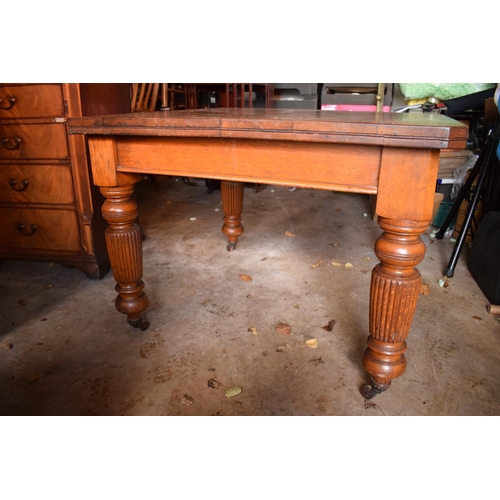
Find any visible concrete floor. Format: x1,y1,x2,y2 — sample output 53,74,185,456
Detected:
1,176,499,416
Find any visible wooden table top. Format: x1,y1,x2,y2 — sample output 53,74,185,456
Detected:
68,109,468,150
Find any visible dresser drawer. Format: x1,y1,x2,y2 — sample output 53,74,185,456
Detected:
0,123,69,160
0,164,75,204
0,84,64,118
0,207,82,251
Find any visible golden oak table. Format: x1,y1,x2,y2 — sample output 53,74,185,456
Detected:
68,108,467,398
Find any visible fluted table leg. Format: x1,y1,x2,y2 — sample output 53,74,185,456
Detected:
100,184,149,331
361,217,429,398
221,180,244,251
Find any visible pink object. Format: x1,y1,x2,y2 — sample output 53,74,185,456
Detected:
321,104,391,112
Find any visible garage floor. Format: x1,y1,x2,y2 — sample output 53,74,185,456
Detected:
1,176,499,416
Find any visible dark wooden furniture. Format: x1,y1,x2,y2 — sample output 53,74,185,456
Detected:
159,84,275,110
221,84,274,108
68,108,467,397
131,84,159,112
160,84,198,110
0,83,131,278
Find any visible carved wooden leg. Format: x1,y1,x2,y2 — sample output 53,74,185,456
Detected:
221,180,244,251
361,217,429,398
100,185,150,331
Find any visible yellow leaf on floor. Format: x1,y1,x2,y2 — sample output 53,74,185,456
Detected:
239,274,253,281
305,338,318,348
311,260,322,268
225,386,242,398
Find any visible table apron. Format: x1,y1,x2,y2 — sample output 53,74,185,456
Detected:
114,136,382,194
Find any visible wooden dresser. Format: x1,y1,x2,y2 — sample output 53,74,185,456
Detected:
0,83,131,279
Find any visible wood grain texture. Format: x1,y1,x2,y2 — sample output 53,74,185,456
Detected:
0,84,64,119
0,83,132,279
0,163,75,204
363,217,429,388
221,181,244,249
0,123,69,160
0,207,82,251
116,137,381,193
79,83,132,117
68,108,468,149
88,136,142,187
376,147,440,221
69,107,469,394
87,136,119,186
101,185,148,321
63,83,133,263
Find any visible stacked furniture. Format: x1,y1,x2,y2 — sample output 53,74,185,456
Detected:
320,83,393,111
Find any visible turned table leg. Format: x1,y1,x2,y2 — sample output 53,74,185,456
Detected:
361,217,429,398
221,180,244,251
100,184,150,331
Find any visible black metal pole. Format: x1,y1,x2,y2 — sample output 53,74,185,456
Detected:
435,145,487,240
443,141,496,277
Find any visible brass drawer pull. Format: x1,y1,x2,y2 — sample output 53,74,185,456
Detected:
16,223,37,236
1,137,22,150
9,178,29,192
0,96,16,110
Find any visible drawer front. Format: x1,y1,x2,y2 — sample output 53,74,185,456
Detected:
0,123,69,160
0,164,75,204
0,84,64,118
0,207,82,251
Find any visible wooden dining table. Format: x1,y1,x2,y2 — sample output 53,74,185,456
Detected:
68,108,467,399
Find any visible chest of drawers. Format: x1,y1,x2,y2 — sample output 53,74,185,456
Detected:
0,83,131,278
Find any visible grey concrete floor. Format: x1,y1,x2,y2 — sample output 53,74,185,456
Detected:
1,176,499,416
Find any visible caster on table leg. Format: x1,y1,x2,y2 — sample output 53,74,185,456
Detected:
127,317,150,331
227,242,237,252
360,380,390,399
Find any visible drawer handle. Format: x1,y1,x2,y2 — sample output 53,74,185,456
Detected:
9,178,29,192
0,96,16,110
2,137,22,150
16,223,37,236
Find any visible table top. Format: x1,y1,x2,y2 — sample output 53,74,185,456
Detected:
68,108,468,150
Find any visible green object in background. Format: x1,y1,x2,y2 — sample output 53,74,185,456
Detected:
399,83,495,101
432,201,456,228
